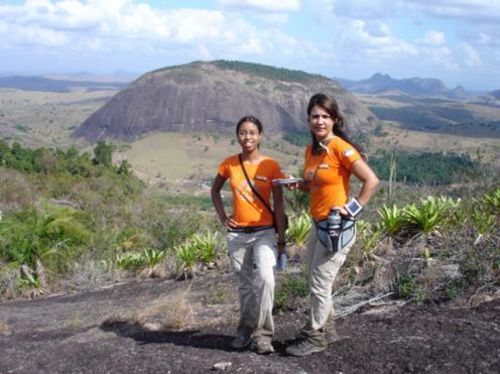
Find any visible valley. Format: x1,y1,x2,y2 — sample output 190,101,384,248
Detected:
1,93,499,190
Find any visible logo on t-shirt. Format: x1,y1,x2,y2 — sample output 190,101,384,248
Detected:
344,149,354,157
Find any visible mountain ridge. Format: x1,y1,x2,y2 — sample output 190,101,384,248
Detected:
0,75,126,92
336,73,472,98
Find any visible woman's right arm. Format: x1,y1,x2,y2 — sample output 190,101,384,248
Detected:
211,173,229,226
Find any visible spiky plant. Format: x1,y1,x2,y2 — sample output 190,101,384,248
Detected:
189,230,222,265
404,196,460,234
286,212,311,247
377,204,405,237
115,252,146,271
174,242,200,279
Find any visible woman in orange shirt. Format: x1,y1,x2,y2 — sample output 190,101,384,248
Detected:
286,93,380,357
211,115,286,355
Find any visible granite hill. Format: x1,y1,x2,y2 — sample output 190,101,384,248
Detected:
72,60,376,141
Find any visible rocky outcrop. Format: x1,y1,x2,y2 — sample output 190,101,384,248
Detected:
72,61,376,141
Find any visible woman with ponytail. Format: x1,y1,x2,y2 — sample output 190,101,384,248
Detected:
286,93,380,357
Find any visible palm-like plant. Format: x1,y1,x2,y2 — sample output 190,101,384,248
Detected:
190,230,222,264
286,212,311,247
404,196,460,234
143,248,166,267
482,188,500,213
115,252,147,271
174,242,200,279
0,204,90,269
377,204,405,237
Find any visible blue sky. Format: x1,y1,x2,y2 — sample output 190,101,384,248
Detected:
0,0,499,90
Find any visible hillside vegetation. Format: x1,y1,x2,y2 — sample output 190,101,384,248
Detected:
0,141,498,308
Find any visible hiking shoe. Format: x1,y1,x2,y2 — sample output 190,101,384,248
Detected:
231,335,252,349
286,339,326,357
251,339,275,355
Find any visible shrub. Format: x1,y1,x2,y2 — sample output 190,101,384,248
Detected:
392,271,416,299
116,252,147,271
404,196,460,234
113,227,149,252
175,241,200,279
471,208,496,237
481,188,500,213
286,212,311,247
189,231,222,265
378,204,405,237
143,248,166,268
0,203,91,272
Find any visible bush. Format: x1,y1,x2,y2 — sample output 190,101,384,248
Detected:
392,271,416,299
0,203,91,272
404,196,460,234
378,204,405,237
286,212,311,247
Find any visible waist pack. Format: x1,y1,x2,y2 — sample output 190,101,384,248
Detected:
314,218,356,253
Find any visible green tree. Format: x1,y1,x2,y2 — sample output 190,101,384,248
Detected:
92,141,113,167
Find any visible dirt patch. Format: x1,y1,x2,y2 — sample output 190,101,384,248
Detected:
1,272,499,374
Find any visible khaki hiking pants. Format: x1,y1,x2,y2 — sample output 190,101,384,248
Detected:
301,223,356,346
227,228,277,342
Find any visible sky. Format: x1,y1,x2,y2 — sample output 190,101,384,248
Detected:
0,0,499,91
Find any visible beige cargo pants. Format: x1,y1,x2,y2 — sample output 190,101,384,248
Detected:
227,228,277,342
301,223,356,346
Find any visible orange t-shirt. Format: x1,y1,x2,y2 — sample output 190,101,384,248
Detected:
303,138,361,220
218,154,285,227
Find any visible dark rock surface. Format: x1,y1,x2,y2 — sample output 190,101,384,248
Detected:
73,61,375,141
1,273,499,374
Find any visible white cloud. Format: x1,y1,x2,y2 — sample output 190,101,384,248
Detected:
0,0,318,62
339,19,418,60
332,0,397,19
420,46,459,71
461,43,481,67
402,0,500,24
420,30,446,46
216,0,300,13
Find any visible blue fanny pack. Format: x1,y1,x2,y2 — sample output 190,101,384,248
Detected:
314,218,356,253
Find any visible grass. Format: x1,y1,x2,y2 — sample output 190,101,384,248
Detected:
0,88,116,148
133,287,194,330
0,321,9,335
274,272,309,313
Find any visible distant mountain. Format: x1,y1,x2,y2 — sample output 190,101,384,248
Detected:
73,60,376,141
0,76,126,92
336,73,467,99
488,89,500,100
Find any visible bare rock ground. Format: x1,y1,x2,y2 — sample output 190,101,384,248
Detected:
1,272,499,374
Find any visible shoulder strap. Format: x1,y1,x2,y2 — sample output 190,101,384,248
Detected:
238,154,274,215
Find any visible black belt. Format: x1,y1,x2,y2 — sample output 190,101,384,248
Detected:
228,225,274,233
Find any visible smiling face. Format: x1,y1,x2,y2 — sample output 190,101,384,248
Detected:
237,121,262,153
309,104,335,141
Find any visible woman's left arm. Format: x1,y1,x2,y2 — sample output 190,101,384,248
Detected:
351,159,380,207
